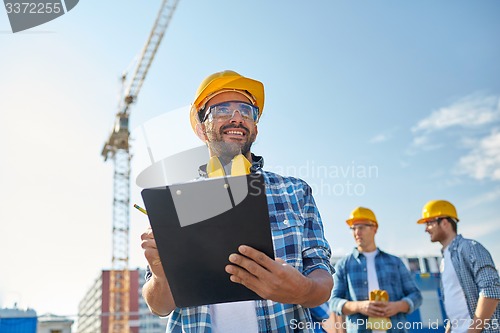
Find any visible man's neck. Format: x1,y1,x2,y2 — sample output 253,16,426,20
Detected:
440,232,457,249
358,244,377,253
208,151,252,163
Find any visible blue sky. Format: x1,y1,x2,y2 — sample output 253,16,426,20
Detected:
1,0,499,320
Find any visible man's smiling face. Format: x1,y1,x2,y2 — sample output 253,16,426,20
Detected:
201,91,258,160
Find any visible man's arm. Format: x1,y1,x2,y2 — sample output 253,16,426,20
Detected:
392,257,422,315
142,274,175,316
226,245,333,307
141,228,176,316
466,241,500,332
468,296,500,333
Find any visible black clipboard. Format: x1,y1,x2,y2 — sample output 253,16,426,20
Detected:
141,173,274,307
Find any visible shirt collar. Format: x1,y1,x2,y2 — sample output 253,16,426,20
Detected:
198,153,264,178
352,247,383,259
442,234,462,254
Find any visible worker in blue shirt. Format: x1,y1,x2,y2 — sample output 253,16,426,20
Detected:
417,199,500,333
330,207,422,333
141,70,334,333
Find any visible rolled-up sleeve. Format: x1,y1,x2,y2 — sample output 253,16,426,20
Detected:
469,241,500,300
301,183,335,276
330,259,349,315
398,258,422,313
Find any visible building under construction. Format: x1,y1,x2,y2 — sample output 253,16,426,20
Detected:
77,269,167,333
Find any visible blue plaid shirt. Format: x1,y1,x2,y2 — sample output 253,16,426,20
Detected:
309,303,330,333
444,234,500,332
148,155,334,332
330,248,422,333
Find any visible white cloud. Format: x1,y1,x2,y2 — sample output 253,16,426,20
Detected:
456,130,500,181
369,133,389,143
460,220,500,239
462,187,500,210
409,93,500,182
412,93,500,133
369,128,401,144
412,135,443,150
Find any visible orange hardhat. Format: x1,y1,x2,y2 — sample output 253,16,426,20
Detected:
417,200,459,224
189,70,265,132
346,207,378,227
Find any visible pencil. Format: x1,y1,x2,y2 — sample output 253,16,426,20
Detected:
134,204,148,215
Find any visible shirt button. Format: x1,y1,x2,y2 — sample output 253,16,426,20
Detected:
364,281,367,285
283,219,289,225
364,268,367,271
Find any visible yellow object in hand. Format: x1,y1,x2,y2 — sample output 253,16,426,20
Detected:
367,289,392,330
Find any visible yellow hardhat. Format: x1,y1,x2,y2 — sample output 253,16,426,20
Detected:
346,207,378,227
417,200,459,224
189,70,265,132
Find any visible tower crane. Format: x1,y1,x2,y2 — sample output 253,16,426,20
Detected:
101,0,180,332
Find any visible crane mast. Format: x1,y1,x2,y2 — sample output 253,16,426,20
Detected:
101,0,180,332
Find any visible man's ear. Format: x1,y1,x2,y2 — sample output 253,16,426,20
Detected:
251,124,258,141
195,123,207,142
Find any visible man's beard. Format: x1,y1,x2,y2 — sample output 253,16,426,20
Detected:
207,124,255,163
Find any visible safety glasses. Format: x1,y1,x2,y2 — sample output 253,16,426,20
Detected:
350,224,375,231
199,101,259,123
424,218,444,227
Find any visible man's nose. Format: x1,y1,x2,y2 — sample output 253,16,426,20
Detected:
230,110,244,123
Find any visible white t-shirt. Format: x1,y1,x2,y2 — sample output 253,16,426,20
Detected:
364,250,386,333
441,246,471,333
364,250,380,292
211,300,258,333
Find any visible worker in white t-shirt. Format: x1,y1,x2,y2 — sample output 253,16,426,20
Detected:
331,207,422,333
417,200,500,333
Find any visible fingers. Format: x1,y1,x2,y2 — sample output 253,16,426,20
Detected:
275,258,287,266
225,264,260,291
364,301,386,317
140,228,161,264
140,227,154,240
225,245,279,297
139,227,165,279
227,252,273,281
371,301,386,308
381,302,400,317
141,228,157,249
235,245,278,272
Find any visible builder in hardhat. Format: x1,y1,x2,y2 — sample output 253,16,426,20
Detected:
331,207,422,332
417,200,500,333
189,70,264,166
141,70,334,332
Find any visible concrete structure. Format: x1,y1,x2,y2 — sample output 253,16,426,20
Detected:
37,313,74,333
78,268,167,333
